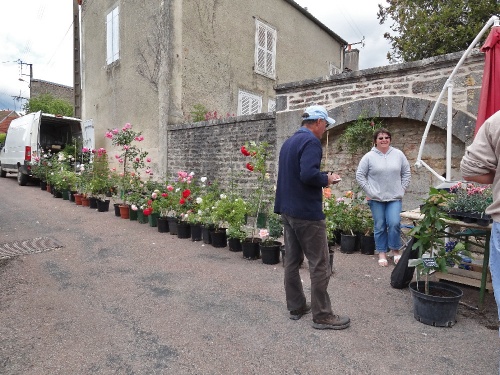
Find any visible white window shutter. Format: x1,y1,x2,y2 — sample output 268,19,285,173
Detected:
254,19,276,79
238,90,262,115
112,7,120,62
106,11,113,64
268,99,276,113
106,6,119,65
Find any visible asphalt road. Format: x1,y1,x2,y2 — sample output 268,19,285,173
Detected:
0,176,499,375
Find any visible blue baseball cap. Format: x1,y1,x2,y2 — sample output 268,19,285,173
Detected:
302,105,336,129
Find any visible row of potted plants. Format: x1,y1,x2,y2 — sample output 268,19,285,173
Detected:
30,125,284,264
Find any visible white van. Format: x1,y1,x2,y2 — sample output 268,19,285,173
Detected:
0,111,82,185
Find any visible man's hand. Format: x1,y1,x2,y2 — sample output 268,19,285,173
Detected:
327,172,341,185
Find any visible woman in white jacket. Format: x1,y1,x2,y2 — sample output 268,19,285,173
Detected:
356,128,411,267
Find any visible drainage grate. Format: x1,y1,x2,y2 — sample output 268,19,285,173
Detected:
0,237,64,260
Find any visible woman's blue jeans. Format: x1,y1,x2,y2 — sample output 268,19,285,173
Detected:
368,200,402,253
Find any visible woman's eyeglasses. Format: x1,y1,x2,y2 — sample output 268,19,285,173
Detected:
378,136,391,140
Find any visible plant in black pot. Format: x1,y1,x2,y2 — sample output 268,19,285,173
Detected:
408,187,471,327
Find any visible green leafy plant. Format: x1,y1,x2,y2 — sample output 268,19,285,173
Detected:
409,187,471,295
23,93,73,116
338,114,385,156
190,104,208,122
211,193,248,231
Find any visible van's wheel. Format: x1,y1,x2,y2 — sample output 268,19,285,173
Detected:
17,167,28,186
0,166,6,178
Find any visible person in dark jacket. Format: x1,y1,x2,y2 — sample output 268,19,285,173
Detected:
274,105,350,330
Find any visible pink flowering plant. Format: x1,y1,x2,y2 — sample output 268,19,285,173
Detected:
105,123,152,204
446,181,493,215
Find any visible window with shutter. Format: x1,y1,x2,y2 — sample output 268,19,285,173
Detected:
106,6,120,65
254,19,276,79
238,90,262,115
268,99,276,113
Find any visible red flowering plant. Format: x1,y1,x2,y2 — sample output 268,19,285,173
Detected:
240,140,274,239
105,123,153,205
151,170,197,220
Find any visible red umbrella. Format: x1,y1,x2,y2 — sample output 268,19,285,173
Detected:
474,25,500,136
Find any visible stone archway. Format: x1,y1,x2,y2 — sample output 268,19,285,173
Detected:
320,96,477,210
328,96,476,144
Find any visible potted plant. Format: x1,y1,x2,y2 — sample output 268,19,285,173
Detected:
445,181,493,225
240,141,274,256
210,193,248,249
408,187,471,327
258,212,283,265
105,123,152,217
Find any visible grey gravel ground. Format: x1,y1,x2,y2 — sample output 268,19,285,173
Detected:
0,175,499,375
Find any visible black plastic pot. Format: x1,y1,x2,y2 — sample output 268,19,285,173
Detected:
409,281,463,327
228,238,242,252
202,224,214,244
157,217,169,233
360,235,375,255
96,199,110,212
177,222,191,239
210,230,227,248
190,223,202,241
260,242,281,265
340,234,357,254
242,238,261,260
167,217,178,235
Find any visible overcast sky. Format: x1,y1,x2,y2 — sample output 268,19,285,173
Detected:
0,0,392,112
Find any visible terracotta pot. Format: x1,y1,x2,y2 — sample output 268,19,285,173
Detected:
119,204,130,219
74,193,83,206
81,196,90,207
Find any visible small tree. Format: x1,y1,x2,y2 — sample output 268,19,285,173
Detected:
23,93,73,117
377,0,498,63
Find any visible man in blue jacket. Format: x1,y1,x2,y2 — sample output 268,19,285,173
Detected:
274,105,350,330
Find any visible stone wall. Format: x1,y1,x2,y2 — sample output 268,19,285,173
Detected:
167,113,276,198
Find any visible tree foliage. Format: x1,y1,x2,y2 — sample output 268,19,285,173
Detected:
23,93,73,117
377,0,500,63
